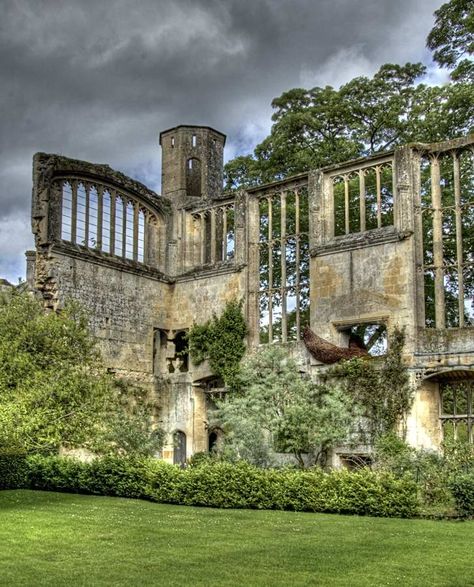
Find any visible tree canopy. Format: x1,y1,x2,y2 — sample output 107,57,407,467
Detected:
0,293,162,455
224,1,474,189
427,0,474,81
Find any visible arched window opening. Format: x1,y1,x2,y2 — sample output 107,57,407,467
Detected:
125,201,134,260
186,158,201,198
61,182,73,241
114,197,124,257
102,190,111,253
76,183,87,246
208,429,223,453
88,186,98,248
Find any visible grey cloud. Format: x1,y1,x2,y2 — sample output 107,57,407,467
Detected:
0,0,441,281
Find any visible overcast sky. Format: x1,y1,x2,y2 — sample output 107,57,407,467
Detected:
0,0,444,282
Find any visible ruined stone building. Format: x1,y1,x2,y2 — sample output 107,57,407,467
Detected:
29,126,474,465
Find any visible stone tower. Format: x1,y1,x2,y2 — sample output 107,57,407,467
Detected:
159,125,226,205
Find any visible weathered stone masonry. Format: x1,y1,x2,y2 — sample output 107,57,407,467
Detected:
30,126,474,464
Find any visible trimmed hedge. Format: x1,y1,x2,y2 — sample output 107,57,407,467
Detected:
0,450,29,490
449,473,474,518
0,454,419,518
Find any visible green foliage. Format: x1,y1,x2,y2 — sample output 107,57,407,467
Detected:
7,454,418,518
27,454,152,499
374,433,474,516
224,60,473,189
187,299,247,387
329,328,414,443
427,0,474,81
0,449,28,489
214,345,356,468
374,433,452,511
449,472,474,517
0,292,162,456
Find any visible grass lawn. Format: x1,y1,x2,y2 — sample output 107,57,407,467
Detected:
0,490,473,587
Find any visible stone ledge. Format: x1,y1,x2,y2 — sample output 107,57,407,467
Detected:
175,262,246,282
52,241,172,282
311,228,412,257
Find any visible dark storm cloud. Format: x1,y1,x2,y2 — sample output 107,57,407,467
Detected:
0,0,441,280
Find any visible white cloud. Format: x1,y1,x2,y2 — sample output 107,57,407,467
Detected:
300,46,375,89
0,215,33,283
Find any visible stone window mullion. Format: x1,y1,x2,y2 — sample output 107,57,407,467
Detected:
431,156,446,329
280,191,287,343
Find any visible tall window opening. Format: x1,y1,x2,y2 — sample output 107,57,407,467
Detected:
258,186,309,343
333,162,394,236
61,182,73,241
421,149,474,328
186,158,201,198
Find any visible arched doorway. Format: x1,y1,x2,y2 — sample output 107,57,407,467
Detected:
208,428,223,453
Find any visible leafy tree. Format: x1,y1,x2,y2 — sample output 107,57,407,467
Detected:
224,62,473,188
427,0,474,81
213,345,355,468
0,292,162,455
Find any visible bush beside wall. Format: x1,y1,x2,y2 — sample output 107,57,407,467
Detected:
449,473,474,518
1,454,419,518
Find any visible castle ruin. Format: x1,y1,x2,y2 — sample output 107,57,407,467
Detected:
29,126,474,465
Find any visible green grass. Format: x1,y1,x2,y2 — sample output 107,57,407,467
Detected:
0,491,473,587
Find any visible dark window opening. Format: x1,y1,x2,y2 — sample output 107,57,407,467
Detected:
153,328,168,375
186,158,201,198
173,430,187,466
208,429,223,453
174,330,189,372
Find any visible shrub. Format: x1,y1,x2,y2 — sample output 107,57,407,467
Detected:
0,449,29,489
20,455,418,518
27,454,152,499
449,473,474,517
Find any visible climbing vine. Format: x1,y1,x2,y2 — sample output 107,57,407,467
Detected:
187,299,247,388
326,327,414,443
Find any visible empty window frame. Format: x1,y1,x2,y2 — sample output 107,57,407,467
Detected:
59,180,152,266
258,187,309,343
186,158,201,198
193,204,235,265
339,323,387,357
420,149,474,328
440,380,474,443
333,163,394,236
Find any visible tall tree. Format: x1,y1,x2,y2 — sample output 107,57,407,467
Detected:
0,293,162,455
427,0,474,81
225,0,474,192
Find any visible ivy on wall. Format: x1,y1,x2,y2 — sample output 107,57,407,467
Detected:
326,327,414,443
187,299,247,387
